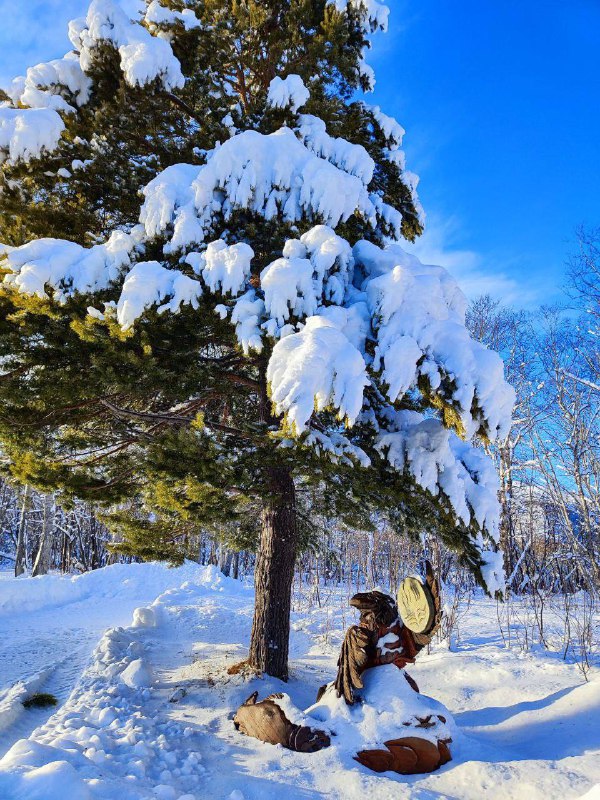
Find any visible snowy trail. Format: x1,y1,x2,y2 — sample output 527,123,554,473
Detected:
0,563,207,758
0,565,599,799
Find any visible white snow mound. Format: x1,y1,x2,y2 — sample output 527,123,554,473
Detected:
304,664,455,752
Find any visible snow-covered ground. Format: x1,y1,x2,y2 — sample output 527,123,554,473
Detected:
0,562,205,756
0,563,599,799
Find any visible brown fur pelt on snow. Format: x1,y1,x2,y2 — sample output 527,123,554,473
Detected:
233,692,330,753
354,735,452,774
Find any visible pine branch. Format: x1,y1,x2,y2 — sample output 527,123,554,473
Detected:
99,399,254,441
100,399,194,424
162,92,203,126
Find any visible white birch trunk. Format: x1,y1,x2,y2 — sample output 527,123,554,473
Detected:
14,484,30,577
32,493,55,577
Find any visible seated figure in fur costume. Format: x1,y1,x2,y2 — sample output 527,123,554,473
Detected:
234,562,453,775
328,560,441,706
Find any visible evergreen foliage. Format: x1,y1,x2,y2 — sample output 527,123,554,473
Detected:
22,693,59,709
0,0,513,674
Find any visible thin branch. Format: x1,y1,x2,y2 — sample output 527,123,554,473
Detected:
100,399,254,440
100,399,194,424
163,91,203,126
561,370,600,393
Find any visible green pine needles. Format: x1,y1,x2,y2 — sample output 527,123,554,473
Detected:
0,0,512,676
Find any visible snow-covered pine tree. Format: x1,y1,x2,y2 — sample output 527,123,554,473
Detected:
0,0,514,679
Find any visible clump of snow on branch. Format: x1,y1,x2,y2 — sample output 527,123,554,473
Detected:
365,103,424,224
1,228,143,301
356,240,515,440
138,162,203,252
117,261,202,330
317,300,370,353
300,225,354,304
479,548,506,596
0,52,90,165
327,0,389,85
230,290,265,355
186,240,254,296
5,52,91,113
357,54,376,91
0,107,65,166
144,0,201,32
141,127,400,250
261,250,315,332
261,225,353,335
267,75,310,113
368,104,405,148
375,409,501,539
297,115,374,183
267,316,368,434
302,429,371,467
69,0,184,90
402,170,424,224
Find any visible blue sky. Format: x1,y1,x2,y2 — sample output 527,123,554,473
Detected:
1,0,598,306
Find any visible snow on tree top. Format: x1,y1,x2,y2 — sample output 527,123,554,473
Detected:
0,0,514,588
70,0,185,91
329,0,390,32
0,51,92,165
267,75,310,114
0,0,185,165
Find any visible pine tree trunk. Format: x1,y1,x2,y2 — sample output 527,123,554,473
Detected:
14,484,30,577
248,466,298,680
32,494,54,577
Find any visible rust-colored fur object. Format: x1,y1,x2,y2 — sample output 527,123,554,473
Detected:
355,735,452,774
233,692,330,753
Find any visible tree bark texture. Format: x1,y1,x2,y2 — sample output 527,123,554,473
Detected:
32,494,54,577
14,484,30,577
248,466,298,680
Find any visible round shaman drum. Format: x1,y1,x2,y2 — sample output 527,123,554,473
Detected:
397,576,435,634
